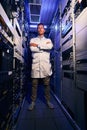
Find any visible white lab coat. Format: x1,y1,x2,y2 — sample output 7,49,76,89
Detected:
30,36,53,78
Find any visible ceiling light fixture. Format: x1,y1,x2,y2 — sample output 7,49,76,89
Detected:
30,25,47,28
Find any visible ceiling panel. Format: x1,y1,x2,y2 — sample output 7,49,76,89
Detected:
29,3,41,23
30,4,41,14
28,0,59,31
31,15,40,22
28,0,41,4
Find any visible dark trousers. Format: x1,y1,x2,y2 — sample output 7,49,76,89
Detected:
31,76,50,102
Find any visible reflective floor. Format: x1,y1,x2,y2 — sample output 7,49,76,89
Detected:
16,92,75,130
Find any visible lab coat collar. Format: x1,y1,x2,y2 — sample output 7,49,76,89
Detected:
38,35,45,39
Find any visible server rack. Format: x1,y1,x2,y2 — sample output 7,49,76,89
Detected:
61,0,87,130
0,3,24,130
0,34,13,130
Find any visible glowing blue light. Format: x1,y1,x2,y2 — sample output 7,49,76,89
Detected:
62,24,65,31
30,25,47,28
55,24,58,30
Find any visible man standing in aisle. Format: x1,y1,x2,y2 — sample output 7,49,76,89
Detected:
28,23,54,110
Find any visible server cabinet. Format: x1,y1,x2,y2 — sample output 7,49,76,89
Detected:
61,0,87,130
12,57,24,125
0,34,13,130
0,3,24,130
76,8,87,91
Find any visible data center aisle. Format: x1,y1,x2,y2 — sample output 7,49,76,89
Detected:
15,93,75,130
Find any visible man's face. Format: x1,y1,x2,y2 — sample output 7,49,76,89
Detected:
37,25,45,35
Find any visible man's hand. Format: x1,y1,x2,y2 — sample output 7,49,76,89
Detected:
46,42,51,44
30,43,38,47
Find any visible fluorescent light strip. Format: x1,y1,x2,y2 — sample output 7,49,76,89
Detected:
30,25,47,28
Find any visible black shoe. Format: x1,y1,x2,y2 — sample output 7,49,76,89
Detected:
47,101,54,109
28,101,35,110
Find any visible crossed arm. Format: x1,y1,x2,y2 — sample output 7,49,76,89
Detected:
30,42,51,47
30,40,53,52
